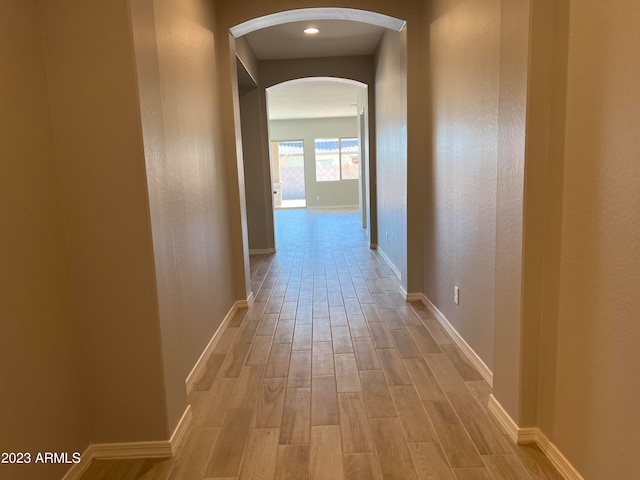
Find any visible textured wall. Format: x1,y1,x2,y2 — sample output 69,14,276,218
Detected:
545,0,640,477
374,29,408,282
426,0,500,370
269,117,360,209
241,85,275,251
0,2,89,478
131,0,238,431
40,0,169,443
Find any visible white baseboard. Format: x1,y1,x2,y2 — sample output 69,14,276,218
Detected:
488,394,519,442
169,405,193,454
421,294,493,386
237,291,255,309
398,285,422,302
487,396,584,480
249,248,276,255
535,429,585,480
376,247,401,279
186,301,243,392
62,405,192,479
91,440,172,460
308,205,358,210
61,445,92,480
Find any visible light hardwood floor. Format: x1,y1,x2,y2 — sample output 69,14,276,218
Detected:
78,209,562,480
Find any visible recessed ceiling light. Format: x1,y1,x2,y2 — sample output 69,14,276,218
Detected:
304,27,319,34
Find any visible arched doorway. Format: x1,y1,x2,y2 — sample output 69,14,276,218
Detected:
226,7,410,305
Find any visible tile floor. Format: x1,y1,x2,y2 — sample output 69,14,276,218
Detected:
79,208,562,480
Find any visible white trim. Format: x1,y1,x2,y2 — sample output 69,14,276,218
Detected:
238,291,255,309
185,301,241,392
376,247,401,279
169,405,193,454
488,394,519,442
487,396,584,480
398,286,422,302
62,406,193,478
399,285,408,300
61,446,92,480
518,427,539,444
91,441,171,460
420,294,493,386
249,248,276,255
536,430,585,480
230,8,406,37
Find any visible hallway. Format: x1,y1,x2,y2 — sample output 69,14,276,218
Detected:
80,209,561,479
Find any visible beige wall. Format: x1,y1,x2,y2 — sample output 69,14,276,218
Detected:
240,84,275,251
40,0,169,443
426,0,501,369
375,29,408,283
538,0,640,477
269,117,360,209
0,2,89,478
131,0,238,432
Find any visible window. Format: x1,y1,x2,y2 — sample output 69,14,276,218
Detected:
315,138,360,182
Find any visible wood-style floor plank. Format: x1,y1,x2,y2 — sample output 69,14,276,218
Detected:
265,343,292,378
275,445,309,480
332,326,354,354
253,377,286,428
280,388,311,445
423,401,484,468
403,357,447,402
231,365,266,410
359,370,396,418
406,324,442,354
352,337,381,370
389,328,422,359
447,392,511,455
335,354,362,392
368,323,395,349
338,393,375,453
344,454,382,480
195,377,238,427
205,408,253,478
309,425,345,480
388,386,437,442
238,428,279,480
369,417,418,480
483,454,533,480
453,467,495,480
441,344,485,381
246,335,274,366
292,324,313,351
311,375,339,426
287,350,312,388
79,211,564,480
377,348,412,386
408,442,455,480
311,342,334,376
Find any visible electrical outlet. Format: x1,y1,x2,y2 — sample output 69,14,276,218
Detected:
316,195,320,201
386,232,389,243
454,286,460,305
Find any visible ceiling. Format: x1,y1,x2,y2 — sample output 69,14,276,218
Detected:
240,19,381,120
267,79,364,120
243,19,386,60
